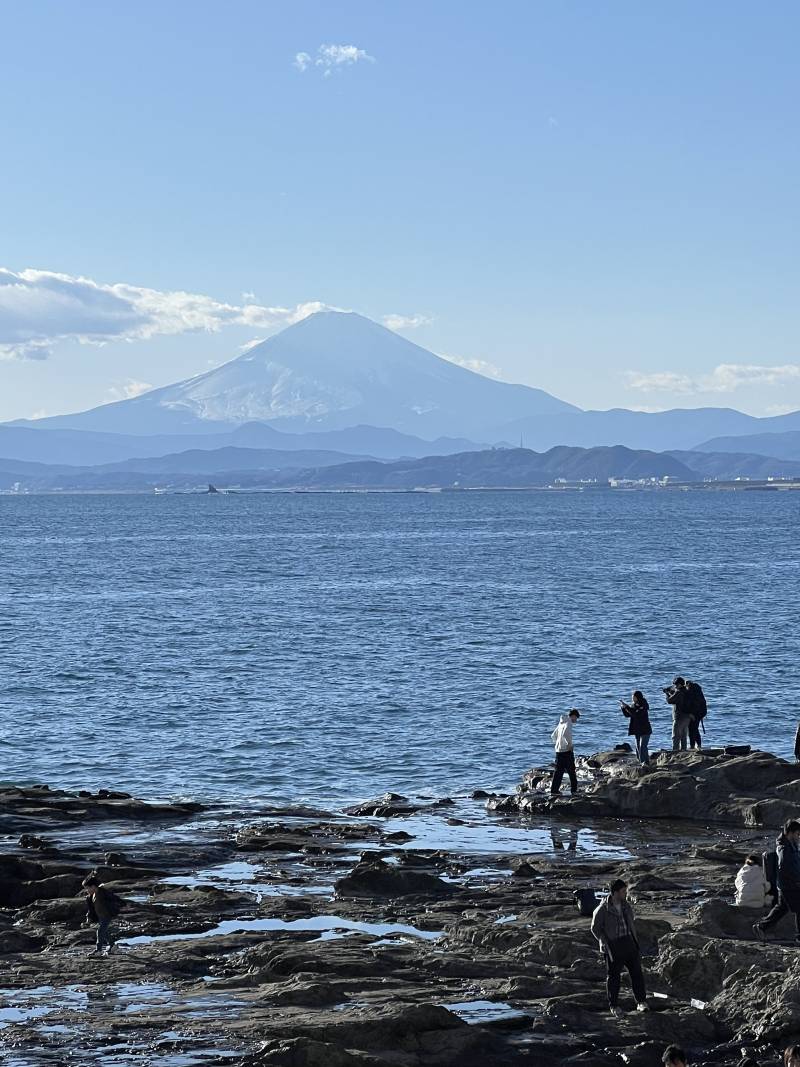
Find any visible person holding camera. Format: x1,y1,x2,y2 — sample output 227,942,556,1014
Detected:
663,677,693,752
620,690,652,765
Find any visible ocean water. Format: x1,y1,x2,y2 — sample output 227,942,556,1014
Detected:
1,491,797,804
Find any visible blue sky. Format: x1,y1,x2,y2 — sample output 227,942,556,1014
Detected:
1,1,798,422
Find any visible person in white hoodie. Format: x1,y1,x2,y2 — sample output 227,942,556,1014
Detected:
734,853,770,909
550,708,581,797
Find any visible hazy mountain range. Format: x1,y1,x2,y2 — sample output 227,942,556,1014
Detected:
3,444,800,493
4,310,800,473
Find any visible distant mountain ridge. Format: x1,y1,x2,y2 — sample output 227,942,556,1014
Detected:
0,421,483,467
9,311,577,438
694,429,800,461
6,310,800,451
5,443,800,493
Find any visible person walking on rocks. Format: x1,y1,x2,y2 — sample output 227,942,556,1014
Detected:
591,877,648,1016
550,709,580,798
82,874,123,956
664,677,693,752
754,820,800,942
620,690,652,765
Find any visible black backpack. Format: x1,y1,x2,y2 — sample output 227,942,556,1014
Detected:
575,887,598,916
687,681,707,720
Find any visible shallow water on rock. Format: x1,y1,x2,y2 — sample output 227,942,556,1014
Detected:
120,914,444,947
444,999,531,1024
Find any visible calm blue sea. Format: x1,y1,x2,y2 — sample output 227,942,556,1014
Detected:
1,491,797,804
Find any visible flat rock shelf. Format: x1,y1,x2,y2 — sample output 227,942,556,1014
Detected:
0,755,797,1067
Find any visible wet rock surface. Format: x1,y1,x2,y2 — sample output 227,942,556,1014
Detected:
0,761,798,1066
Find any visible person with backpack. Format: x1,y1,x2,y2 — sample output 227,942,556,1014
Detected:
620,690,652,765
82,873,124,956
754,820,800,942
550,709,580,797
734,853,770,909
590,878,648,1016
664,677,693,752
685,679,707,749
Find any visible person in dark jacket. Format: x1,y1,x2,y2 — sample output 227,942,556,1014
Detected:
684,679,707,749
590,878,648,1016
620,690,652,765
754,820,800,941
82,874,121,956
664,677,693,752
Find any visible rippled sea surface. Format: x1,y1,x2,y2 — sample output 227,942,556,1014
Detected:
1,491,797,804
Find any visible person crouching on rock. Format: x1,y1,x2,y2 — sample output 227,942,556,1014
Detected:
754,820,800,942
735,853,770,909
620,690,652,765
550,709,580,798
591,877,648,1017
82,874,122,956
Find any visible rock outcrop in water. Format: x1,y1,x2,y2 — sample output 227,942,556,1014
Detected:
494,747,800,829
2,764,800,1066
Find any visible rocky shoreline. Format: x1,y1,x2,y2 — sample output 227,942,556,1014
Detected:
1,749,799,1066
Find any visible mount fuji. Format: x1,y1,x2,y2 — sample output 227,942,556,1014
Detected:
14,311,577,439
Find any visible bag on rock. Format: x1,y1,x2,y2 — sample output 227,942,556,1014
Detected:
575,887,598,916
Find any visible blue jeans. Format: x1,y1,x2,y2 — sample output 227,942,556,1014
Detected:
635,735,650,765
96,919,113,950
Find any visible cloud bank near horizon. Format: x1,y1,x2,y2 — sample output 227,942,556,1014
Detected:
626,364,800,395
0,268,428,361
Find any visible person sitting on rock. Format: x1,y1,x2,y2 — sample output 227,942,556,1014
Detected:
664,677,693,753
590,877,648,1017
82,873,124,956
734,853,770,909
754,820,800,942
620,690,652,765
663,1047,688,1067
550,709,580,798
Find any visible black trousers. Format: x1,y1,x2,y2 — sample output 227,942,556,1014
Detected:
761,892,800,937
606,936,646,1007
688,718,702,748
551,751,577,795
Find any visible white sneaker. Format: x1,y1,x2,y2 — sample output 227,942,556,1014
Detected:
610,1006,623,1018
636,1002,649,1012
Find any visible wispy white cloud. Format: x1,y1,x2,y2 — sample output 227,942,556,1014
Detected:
438,352,504,380
0,267,336,360
625,364,800,395
106,378,153,401
382,313,432,332
294,43,375,77
625,371,694,394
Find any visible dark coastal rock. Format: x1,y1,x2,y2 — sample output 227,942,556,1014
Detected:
248,1003,504,1066
335,858,456,899
516,749,800,828
245,1039,388,1066
0,783,203,824
342,793,423,818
